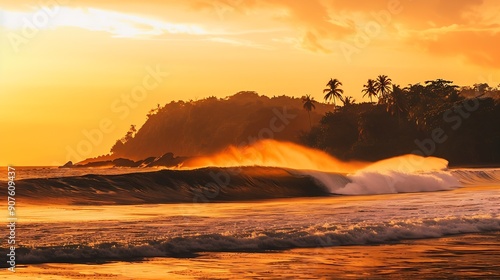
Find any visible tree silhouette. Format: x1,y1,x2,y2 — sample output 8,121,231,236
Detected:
147,104,163,118
425,79,459,101
122,124,137,143
386,85,407,121
362,79,378,103
302,94,317,130
375,75,392,103
341,96,356,107
323,78,344,109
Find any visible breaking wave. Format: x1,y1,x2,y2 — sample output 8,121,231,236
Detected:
15,165,499,205
11,141,499,204
11,214,500,264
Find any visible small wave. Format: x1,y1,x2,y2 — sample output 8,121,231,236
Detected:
451,169,500,186
9,215,499,265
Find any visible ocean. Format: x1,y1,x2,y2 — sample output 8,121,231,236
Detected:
1,163,499,279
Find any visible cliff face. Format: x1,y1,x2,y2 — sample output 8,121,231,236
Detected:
109,92,330,160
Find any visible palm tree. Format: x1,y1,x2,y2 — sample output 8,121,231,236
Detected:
341,96,356,107
386,85,407,121
362,79,378,103
302,94,317,129
323,78,344,109
375,75,392,103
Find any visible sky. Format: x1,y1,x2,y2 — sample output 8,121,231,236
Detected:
1,0,499,166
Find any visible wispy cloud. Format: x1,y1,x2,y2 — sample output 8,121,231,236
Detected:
3,0,499,67
207,37,273,49
406,23,500,67
1,5,279,51
1,7,206,38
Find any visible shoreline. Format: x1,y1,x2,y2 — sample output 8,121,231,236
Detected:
3,231,499,279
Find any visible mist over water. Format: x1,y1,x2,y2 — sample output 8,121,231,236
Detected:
183,139,448,173
182,139,461,195
182,139,368,173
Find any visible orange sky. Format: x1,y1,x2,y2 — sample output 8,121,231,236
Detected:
1,0,499,166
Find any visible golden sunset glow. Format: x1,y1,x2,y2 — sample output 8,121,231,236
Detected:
1,0,499,165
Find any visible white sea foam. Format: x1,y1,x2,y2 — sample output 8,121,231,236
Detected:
16,214,500,264
306,170,462,195
297,154,482,195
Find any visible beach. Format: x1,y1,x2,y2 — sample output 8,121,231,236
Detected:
2,168,499,279
5,232,499,279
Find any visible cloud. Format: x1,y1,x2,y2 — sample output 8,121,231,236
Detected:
188,0,496,58
207,37,273,49
301,31,331,53
3,0,499,67
1,7,207,38
409,24,500,67
1,3,281,51
266,0,356,52
189,0,356,52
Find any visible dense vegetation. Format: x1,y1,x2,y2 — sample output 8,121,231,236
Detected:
301,78,500,166
97,78,499,167
108,92,331,160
